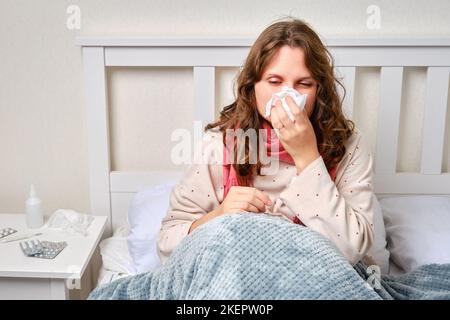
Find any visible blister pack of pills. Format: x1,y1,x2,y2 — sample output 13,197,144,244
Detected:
19,240,67,259
0,227,18,239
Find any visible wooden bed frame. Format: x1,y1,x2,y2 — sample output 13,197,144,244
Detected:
76,37,450,235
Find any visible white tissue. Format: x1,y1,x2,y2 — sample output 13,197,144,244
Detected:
264,86,308,121
45,209,94,236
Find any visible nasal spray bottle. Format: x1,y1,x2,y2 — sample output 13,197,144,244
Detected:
26,184,44,228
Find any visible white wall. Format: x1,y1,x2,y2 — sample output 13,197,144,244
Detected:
1,0,450,216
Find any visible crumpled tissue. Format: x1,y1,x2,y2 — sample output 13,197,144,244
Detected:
264,86,308,121
45,209,94,236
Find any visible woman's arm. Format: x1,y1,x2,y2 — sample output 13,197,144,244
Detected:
275,130,375,265
157,129,272,264
188,208,220,234
156,131,223,265
188,187,272,234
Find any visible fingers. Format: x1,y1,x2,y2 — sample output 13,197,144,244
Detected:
285,95,309,123
270,106,283,130
233,201,259,213
233,187,271,205
228,187,271,213
272,100,294,129
285,95,303,119
280,97,295,121
272,96,306,129
222,184,284,214
222,201,258,214
253,188,271,205
234,194,266,212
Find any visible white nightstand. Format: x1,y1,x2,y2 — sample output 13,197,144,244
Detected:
0,213,107,300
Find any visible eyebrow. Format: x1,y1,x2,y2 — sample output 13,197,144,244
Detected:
267,73,313,81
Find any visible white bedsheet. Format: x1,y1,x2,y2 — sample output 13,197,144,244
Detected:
96,226,136,286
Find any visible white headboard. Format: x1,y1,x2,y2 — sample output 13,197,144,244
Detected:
77,37,450,235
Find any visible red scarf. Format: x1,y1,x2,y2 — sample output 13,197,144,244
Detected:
222,120,337,200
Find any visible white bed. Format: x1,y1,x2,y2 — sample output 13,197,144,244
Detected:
76,37,450,286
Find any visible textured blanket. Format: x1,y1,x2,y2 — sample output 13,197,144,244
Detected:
89,213,450,300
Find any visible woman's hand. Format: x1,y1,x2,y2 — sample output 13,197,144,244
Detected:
188,186,272,234
269,95,320,173
216,186,272,215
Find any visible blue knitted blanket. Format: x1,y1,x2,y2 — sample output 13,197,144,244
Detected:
89,213,450,300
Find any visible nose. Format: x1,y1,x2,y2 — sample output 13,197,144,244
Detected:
282,82,295,89
273,83,297,93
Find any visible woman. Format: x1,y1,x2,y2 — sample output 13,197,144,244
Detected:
157,18,374,265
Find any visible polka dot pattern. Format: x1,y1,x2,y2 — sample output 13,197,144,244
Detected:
160,130,375,263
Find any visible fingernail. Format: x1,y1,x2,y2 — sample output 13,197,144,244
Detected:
267,200,272,205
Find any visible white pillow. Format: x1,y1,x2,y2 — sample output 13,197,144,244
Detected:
126,183,176,274
380,196,450,273
366,195,390,274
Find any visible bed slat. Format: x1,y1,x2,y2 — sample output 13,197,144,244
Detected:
420,67,450,174
83,47,112,235
194,67,216,125
375,67,404,174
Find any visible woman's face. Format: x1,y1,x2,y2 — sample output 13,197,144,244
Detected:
254,45,317,124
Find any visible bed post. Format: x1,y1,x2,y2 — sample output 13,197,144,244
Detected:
82,46,112,237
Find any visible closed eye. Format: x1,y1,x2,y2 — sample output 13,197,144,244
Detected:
269,81,313,87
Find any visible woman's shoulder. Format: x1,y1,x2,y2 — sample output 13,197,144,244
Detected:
333,126,373,180
337,126,372,167
192,127,224,165
343,126,367,151
202,127,223,151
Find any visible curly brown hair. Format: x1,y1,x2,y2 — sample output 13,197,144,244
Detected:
205,17,354,186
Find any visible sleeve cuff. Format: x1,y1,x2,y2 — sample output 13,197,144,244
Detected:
279,156,334,221
290,156,327,185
